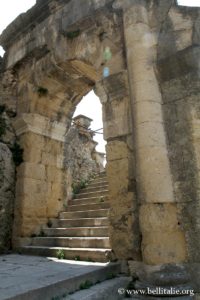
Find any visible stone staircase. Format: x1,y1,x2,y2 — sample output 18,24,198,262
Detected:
20,172,112,262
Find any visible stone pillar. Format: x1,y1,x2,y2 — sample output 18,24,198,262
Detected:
12,113,68,244
114,0,192,296
95,72,141,261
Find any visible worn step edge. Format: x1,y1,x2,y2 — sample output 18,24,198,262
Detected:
66,276,132,300
89,179,108,185
82,185,108,192
42,228,109,237
31,237,110,249
70,196,108,202
60,209,109,219
75,190,109,198
68,203,110,211
49,218,109,228
44,226,109,230
19,246,112,262
5,259,120,300
88,181,108,187
68,198,108,206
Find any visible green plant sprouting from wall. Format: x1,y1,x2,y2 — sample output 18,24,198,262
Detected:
72,179,88,196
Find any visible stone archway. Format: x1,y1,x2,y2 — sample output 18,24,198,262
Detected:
0,0,200,293
0,1,139,261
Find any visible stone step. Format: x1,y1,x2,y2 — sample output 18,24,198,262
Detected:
82,185,109,193
88,181,108,188
94,172,106,178
60,209,109,219
19,246,111,262
0,254,120,300
51,217,109,228
69,196,108,206
90,178,108,184
68,202,110,212
67,276,131,300
44,226,109,237
75,190,108,199
31,237,110,248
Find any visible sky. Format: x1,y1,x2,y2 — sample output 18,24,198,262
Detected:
0,0,199,153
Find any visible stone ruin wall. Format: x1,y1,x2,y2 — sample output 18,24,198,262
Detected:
0,0,200,292
0,70,17,253
0,0,138,260
0,69,104,251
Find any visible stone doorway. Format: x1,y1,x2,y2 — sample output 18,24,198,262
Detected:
0,2,139,262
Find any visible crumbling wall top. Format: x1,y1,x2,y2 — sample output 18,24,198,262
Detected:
0,0,71,50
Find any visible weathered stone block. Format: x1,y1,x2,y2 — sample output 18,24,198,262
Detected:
103,96,132,139
106,141,129,161
139,203,180,232
17,162,46,180
0,143,15,253
137,146,174,203
133,101,163,124
16,178,47,196
135,121,166,148
46,165,64,182
41,152,57,166
142,231,187,265
106,159,129,196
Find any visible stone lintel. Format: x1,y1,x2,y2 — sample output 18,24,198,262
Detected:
13,113,67,142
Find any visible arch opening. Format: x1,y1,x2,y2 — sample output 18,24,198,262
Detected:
0,0,141,262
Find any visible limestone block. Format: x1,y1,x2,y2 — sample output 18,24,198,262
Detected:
41,152,57,166
21,193,47,212
169,8,193,52
107,159,129,196
17,162,46,181
49,181,65,202
21,217,47,237
135,121,166,148
103,97,132,140
132,73,162,103
109,192,136,213
57,155,65,169
142,231,187,265
43,137,63,154
24,147,42,164
46,181,65,217
106,141,129,161
102,72,129,102
133,100,163,124
139,203,180,233
16,178,47,196
137,146,174,203
46,166,64,183
109,206,141,260
20,132,44,163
